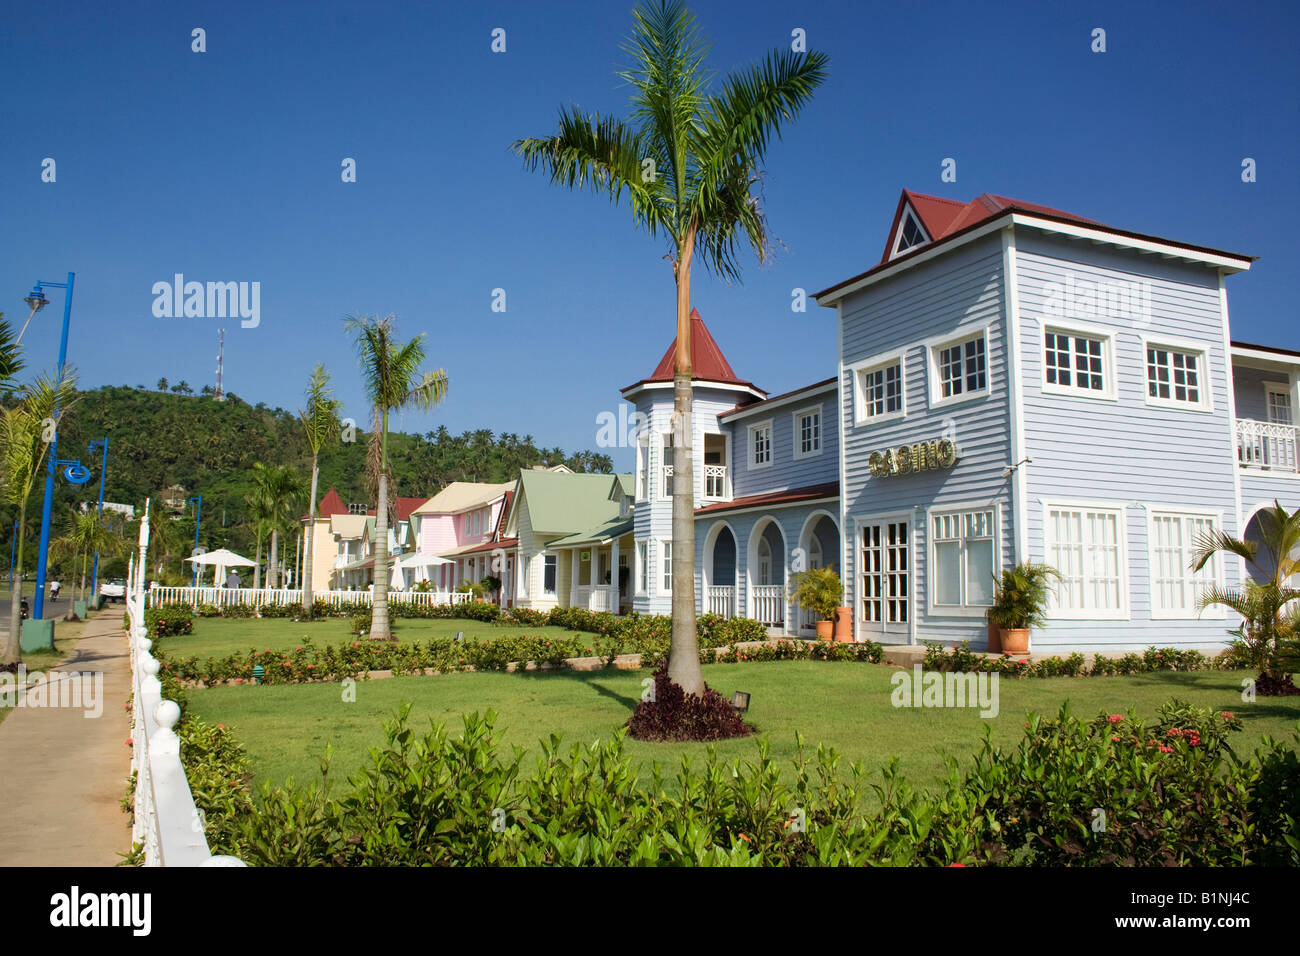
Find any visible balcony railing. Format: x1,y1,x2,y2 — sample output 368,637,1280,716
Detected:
1237,419,1298,473
704,464,728,499
751,585,785,627
662,463,729,499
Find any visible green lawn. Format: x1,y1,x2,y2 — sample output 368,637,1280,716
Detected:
163,617,604,659
184,661,1300,798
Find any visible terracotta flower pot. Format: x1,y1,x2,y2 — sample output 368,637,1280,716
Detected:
985,618,1001,654
999,627,1030,655
816,619,834,640
833,606,853,642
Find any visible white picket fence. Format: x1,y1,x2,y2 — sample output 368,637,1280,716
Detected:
127,505,243,866
146,586,473,609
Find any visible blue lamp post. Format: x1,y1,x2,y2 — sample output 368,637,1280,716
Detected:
26,273,74,621
189,495,203,586
88,438,109,599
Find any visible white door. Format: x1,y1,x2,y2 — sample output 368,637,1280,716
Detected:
860,520,909,638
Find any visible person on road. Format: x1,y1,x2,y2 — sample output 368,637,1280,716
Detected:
48,580,61,601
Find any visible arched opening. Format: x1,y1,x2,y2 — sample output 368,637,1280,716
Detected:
706,523,737,617
797,511,841,633
748,517,787,629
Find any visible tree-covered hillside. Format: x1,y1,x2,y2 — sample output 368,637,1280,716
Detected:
6,384,612,578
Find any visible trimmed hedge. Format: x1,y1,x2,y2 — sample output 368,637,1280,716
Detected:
922,641,1239,679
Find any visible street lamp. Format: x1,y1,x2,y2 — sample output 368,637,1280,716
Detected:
189,495,202,587
27,273,75,621
88,438,109,600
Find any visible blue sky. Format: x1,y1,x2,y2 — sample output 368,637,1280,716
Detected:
3,0,1296,473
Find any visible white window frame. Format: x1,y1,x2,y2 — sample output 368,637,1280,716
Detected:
889,206,930,259
747,420,773,471
1265,382,1294,425
542,553,558,595
660,539,672,594
636,541,648,595
792,404,823,460
1146,507,1226,620
1042,499,1130,620
926,325,991,409
1140,335,1213,412
1041,321,1118,402
659,431,674,501
636,434,650,501
926,503,1000,617
849,350,907,427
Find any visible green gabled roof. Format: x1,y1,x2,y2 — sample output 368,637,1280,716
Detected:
517,470,631,535
547,515,635,549
615,474,635,499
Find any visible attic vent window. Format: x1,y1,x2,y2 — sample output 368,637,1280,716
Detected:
894,210,928,255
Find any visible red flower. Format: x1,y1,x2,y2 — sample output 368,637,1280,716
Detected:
1111,735,1120,742
1107,714,1123,723
949,862,966,867
125,738,133,746
1220,711,1234,720
1158,745,1173,753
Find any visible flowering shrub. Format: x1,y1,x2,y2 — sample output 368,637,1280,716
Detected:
142,606,194,639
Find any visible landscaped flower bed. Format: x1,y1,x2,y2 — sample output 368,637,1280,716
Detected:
922,641,1238,679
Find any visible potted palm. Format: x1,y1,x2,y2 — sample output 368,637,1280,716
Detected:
791,565,842,640
988,563,1060,655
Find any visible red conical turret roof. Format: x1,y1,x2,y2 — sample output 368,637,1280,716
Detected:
621,309,765,397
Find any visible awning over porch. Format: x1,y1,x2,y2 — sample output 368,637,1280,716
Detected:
546,516,634,549
693,480,839,517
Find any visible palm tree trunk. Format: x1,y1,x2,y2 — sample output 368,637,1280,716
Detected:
254,535,263,590
269,528,279,589
4,506,28,665
370,419,393,641
80,548,88,604
668,229,704,695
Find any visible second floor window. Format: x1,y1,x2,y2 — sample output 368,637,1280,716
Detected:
749,422,772,469
795,408,821,458
935,334,986,401
1146,345,1204,407
862,364,902,419
1044,329,1108,395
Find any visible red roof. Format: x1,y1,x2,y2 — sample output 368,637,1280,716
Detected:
694,481,839,516
303,487,347,521
456,537,518,556
395,497,426,524
883,189,1098,264
621,309,764,395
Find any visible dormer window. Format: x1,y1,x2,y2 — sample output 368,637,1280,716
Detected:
890,207,930,259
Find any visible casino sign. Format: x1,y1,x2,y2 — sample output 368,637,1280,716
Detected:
868,438,957,478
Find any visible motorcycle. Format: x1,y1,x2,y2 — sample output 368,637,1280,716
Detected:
20,598,29,620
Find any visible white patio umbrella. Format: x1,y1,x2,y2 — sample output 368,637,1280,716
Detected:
185,548,255,587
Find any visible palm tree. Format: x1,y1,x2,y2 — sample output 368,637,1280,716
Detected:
139,500,183,581
346,314,448,640
513,0,827,695
0,369,78,664
246,464,303,589
1194,501,1300,690
299,364,342,615
0,313,26,392
51,508,124,602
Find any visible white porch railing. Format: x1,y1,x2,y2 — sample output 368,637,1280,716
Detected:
707,585,735,617
569,585,614,612
751,585,786,627
127,503,242,866
146,586,470,609
704,464,728,499
1237,419,1299,472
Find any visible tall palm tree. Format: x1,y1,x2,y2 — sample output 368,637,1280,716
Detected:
262,466,305,589
299,364,342,615
513,0,827,694
1194,501,1300,688
346,314,448,641
243,475,272,590
51,508,124,602
0,369,78,664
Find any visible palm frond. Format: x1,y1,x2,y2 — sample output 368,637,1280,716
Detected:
299,363,342,455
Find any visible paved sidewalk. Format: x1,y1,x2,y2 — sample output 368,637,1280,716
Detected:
0,612,132,865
